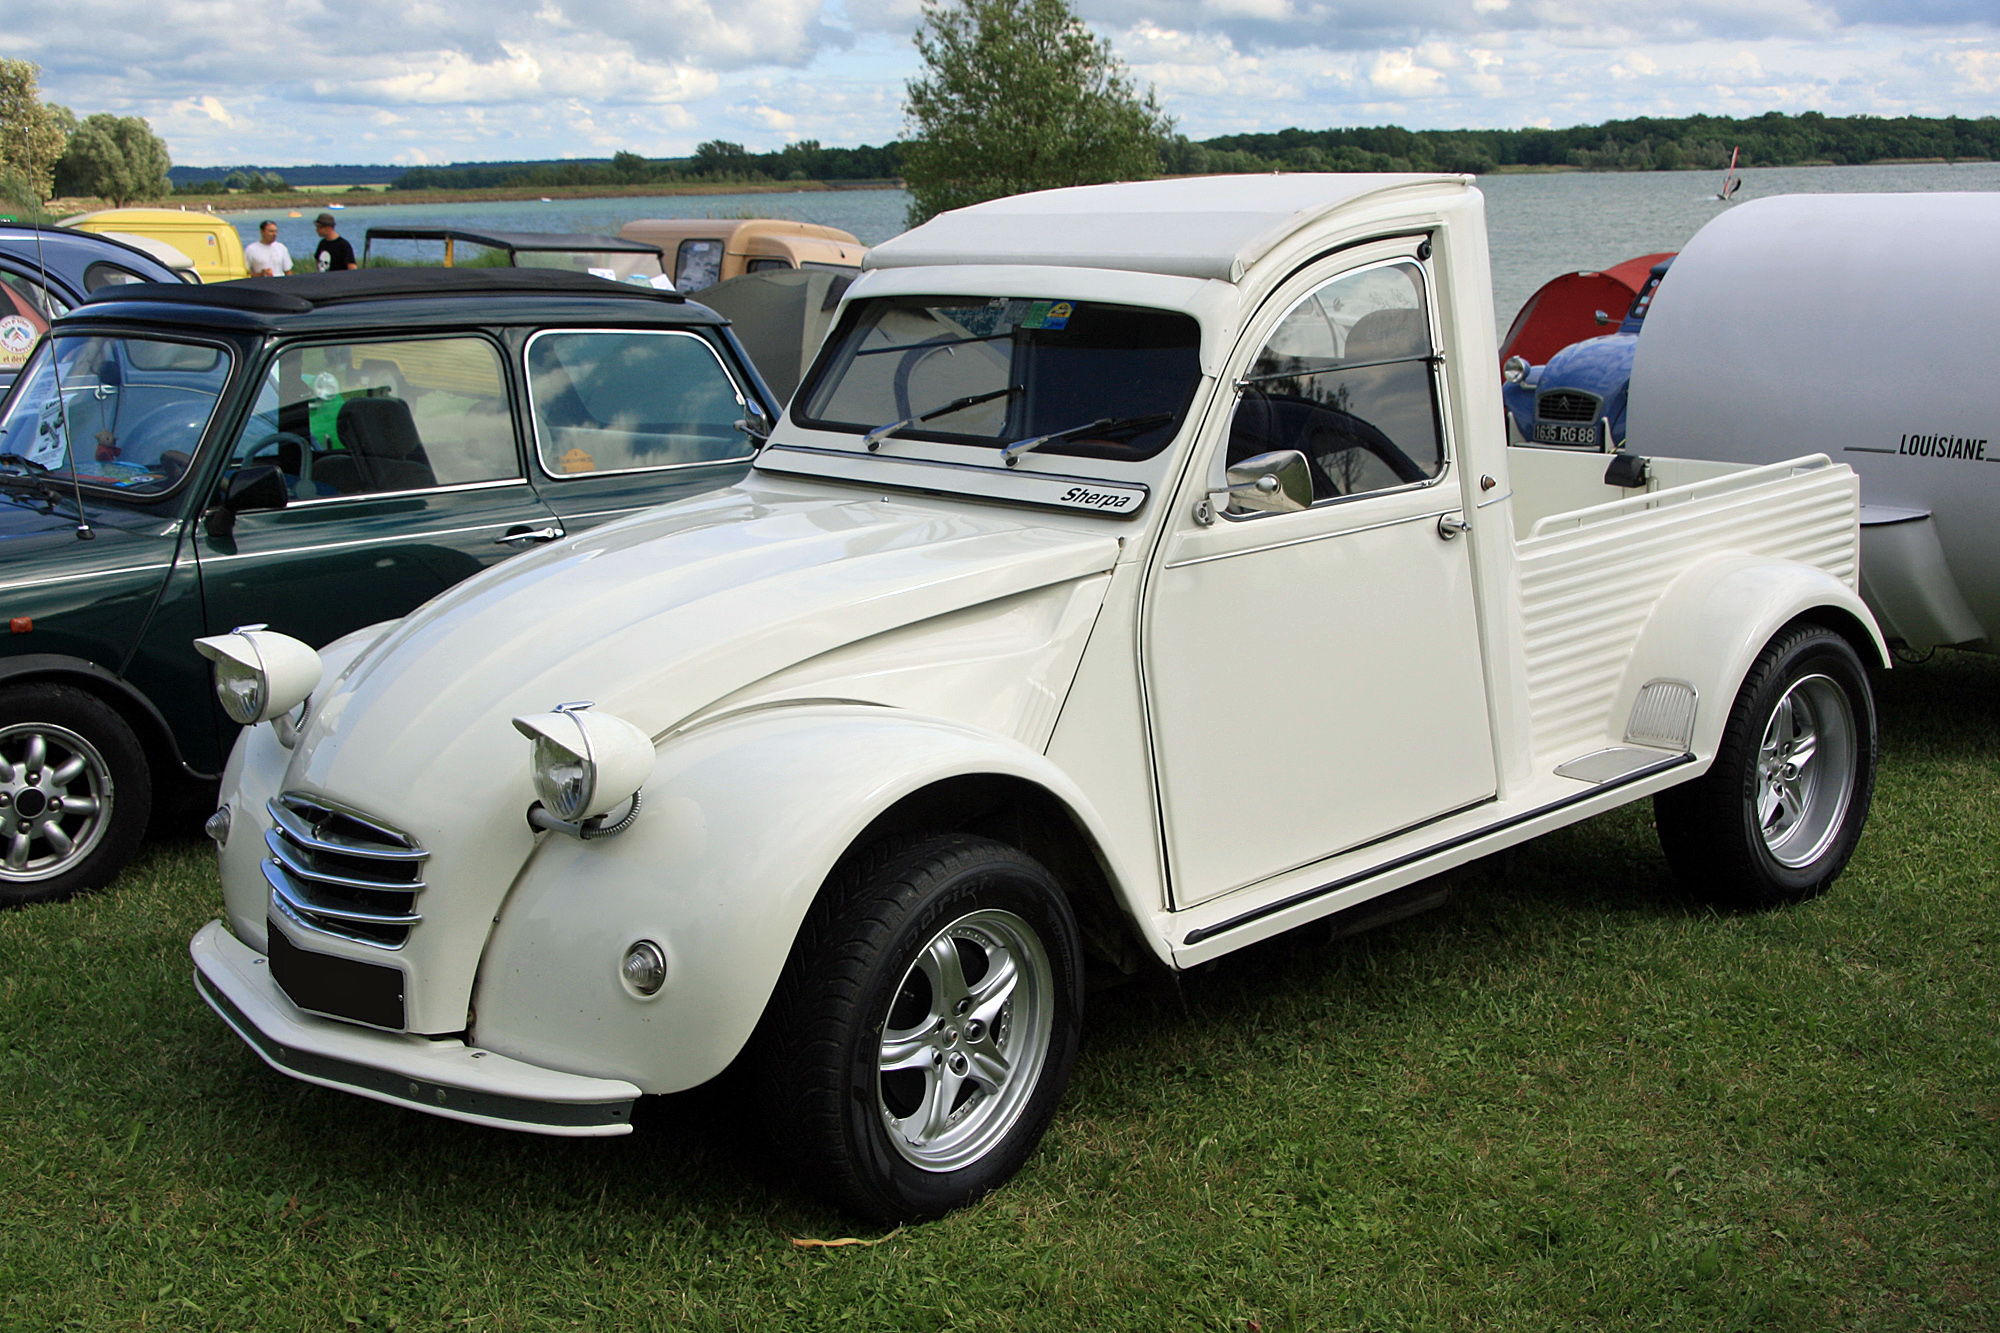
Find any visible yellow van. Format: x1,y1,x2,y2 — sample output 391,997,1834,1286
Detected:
617,218,865,293
62,208,249,282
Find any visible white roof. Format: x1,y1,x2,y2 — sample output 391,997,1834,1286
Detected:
865,174,1464,283
102,231,195,270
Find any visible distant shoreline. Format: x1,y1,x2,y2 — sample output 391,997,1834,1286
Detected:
47,179,904,216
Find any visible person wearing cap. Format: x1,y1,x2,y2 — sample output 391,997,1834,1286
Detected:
313,213,357,272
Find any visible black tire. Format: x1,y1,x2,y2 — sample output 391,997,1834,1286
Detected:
753,834,1084,1222
1654,624,1875,909
0,683,151,907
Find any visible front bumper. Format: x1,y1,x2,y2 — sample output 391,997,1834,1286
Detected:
191,920,640,1137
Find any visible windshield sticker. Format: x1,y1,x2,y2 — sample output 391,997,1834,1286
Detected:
559,446,596,474
1015,301,1074,332
0,315,36,369
28,395,67,470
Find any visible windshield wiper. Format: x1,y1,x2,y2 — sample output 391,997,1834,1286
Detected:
0,465,84,519
999,412,1173,467
861,385,1022,452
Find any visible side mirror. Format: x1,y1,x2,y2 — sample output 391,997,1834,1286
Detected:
735,407,773,447
204,465,288,541
1593,309,1610,326
1219,450,1312,517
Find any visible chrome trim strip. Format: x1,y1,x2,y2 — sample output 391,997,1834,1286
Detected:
199,519,553,567
282,477,527,509
263,829,426,893
0,560,174,593
269,884,410,952
1166,507,1451,569
263,861,421,928
268,798,428,863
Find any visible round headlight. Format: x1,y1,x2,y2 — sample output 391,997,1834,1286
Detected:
529,732,595,822
212,655,266,725
193,626,323,726
512,704,656,825
1502,355,1530,385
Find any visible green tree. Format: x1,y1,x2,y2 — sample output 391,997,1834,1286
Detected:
0,60,69,202
53,113,172,205
901,0,1173,225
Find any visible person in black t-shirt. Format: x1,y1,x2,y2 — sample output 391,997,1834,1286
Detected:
313,213,357,271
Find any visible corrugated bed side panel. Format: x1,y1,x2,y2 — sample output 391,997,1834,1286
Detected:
1515,469,1857,763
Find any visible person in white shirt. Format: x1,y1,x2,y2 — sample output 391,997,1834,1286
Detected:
245,221,293,278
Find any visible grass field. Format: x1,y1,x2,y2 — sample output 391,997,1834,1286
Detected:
2,651,1994,1331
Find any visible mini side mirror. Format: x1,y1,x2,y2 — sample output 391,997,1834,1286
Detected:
1594,309,1610,326
204,465,288,541
1220,450,1312,516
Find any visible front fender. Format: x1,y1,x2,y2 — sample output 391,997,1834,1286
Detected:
470,703,1137,1095
1612,552,1887,762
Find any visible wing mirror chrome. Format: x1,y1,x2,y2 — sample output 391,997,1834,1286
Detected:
1196,450,1313,524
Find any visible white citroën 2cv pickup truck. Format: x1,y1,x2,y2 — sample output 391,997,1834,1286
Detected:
190,174,1883,1221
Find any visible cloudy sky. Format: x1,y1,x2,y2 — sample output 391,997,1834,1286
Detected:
9,0,2000,167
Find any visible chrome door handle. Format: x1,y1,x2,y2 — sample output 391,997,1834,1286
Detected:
496,525,564,548
1437,514,1471,540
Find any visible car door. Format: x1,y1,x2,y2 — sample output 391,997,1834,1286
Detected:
193,333,565,651
521,328,760,528
1144,241,1498,909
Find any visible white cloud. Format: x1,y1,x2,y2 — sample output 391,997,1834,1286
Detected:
6,0,2000,166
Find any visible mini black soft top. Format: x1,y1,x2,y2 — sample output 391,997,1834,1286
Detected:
80,267,686,313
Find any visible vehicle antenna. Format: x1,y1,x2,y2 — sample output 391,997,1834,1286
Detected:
27,221,92,540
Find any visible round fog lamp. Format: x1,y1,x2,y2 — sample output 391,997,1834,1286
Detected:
621,940,667,996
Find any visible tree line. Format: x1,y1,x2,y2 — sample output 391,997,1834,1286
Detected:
377,108,2000,201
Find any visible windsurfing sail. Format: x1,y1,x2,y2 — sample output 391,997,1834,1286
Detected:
1715,147,1742,201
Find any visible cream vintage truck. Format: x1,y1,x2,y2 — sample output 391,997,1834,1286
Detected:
188,175,1883,1222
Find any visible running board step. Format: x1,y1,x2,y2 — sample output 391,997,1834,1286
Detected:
1555,745,1685,784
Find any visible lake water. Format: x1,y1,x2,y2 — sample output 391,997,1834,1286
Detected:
224,160,2000,327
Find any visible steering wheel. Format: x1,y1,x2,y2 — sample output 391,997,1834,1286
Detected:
892,338,961,420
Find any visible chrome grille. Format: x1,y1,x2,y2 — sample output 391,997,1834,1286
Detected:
264,794,427,949
1537,389,1601,423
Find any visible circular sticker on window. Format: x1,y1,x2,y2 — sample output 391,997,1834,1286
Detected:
0,314,38,369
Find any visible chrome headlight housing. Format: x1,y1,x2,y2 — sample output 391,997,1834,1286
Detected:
193,625,323,726
512,703,655,826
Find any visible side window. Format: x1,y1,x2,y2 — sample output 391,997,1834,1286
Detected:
82,262,152,293
0,268,69,321
746,257,791,273
228,337,517,498
1230,260,1444,503
675,239,724,291
526,330,754,477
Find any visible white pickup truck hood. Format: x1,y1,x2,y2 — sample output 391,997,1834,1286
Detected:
284,487,1122,820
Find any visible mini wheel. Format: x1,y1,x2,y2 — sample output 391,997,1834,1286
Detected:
754,835,1083,1221
0,683,151,907
1654,624,1876,908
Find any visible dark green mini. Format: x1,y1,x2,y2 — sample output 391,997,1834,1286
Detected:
0,268,777,904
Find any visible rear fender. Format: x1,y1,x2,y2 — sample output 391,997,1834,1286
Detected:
1612,552,1886,762
470,703,1136,1094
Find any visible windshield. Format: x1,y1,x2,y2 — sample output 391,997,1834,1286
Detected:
796,296,1202,463
0,333,231,494
514,249,668,284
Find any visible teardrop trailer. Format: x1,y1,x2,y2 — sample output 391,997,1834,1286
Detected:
190,174,1883,1221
